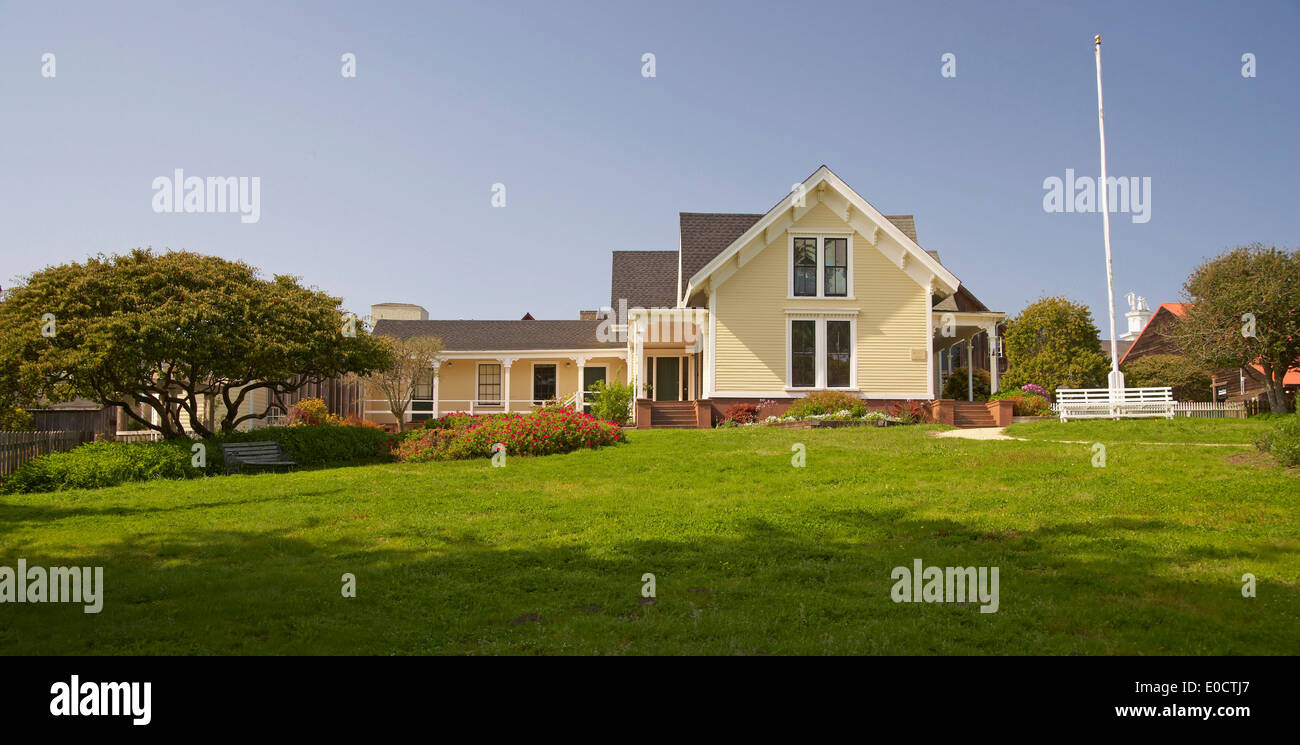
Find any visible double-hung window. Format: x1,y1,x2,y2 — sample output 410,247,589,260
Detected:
791,234,852,297
787,315,857,390
477,364,501,405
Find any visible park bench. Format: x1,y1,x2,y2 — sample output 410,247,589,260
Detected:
220,441,297,475
1055,387,1175,422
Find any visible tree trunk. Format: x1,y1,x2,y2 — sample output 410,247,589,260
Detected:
1266,374,1288,414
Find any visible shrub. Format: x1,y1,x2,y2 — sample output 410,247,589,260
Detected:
990,388,1053,416
723,403,761,424
288,397,344,426
886,400,929,424
395,408,623,462
1121,354,1214,402
0,403,34,431
1020,383,1048,398
0,424,396,494
1,440,197,494
1255,417,1300,467
942,367,991,401
587,380,635,425
786,391,866,420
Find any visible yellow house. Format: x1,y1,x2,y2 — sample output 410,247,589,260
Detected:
369,166,1006,428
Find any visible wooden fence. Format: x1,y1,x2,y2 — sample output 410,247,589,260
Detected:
0,430,96,477
1173,401,1247,419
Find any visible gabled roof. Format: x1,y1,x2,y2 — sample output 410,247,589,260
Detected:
373,319,622,351
1118,303,1188,366
611,251,679,309
682,166,960,300
678,210,921,304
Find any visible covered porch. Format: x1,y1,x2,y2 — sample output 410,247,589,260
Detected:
626,307,712,428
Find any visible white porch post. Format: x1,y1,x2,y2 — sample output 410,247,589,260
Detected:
967,342,974,401
432,360,441,418
986,327,1000,395
575,355,588,410
501,358,514,412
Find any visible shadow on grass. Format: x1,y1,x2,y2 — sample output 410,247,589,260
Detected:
2,504,1295,655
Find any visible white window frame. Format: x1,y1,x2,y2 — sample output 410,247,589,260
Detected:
784,312,859,391
530,361,558,405
476,363,503,407
788,230,855,299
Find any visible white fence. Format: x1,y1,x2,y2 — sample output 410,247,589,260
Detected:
1056,387,1175,421
1173,401,1247,419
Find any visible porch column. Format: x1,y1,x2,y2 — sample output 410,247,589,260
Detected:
501,358,514,412
984,326,1000,395
432,360,441,418
967,342,974,401
574,354,588,410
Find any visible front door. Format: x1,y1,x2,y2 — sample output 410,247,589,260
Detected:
654,357,679,402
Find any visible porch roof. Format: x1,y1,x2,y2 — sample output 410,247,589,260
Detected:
373,319,622,351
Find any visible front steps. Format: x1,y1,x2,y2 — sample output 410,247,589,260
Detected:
952,401,997,428
649,401,698,428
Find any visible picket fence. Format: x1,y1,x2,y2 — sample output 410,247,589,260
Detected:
0,430,96,477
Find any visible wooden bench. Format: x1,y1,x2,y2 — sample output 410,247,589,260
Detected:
220,441,298,475
1055,387,1175,422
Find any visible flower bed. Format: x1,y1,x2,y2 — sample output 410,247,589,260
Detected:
394,409,624,462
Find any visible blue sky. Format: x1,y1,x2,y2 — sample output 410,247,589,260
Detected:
1,0,1296,334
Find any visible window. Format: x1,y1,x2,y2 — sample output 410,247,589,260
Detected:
824,238,847,296
532,364,557,404
792,235,852,297
791,321,816,387
412,370,435,420
788,316,856,389
477,364,501,404
793,238,817,297
826,321,851,387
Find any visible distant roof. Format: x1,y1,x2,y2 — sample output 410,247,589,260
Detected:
29,398,104,411
373,319,621,351
1102,339,1135,363
1118,303,1188,366
677,212,920,303
611,250,679,309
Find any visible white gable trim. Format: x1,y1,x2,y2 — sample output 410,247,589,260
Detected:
682,166,960,301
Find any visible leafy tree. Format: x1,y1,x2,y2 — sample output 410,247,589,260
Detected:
1121,354,1213,402
363,335,444,432
0,402,33,430
942,366,990,401
0,249,393,439
999,296,1109,395
1169,244,1300,414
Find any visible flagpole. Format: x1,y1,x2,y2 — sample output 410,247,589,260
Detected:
1095,34,1124,396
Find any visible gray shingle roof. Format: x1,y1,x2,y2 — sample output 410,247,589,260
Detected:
675,212,921,301
373,319,621,351
610,250,678,309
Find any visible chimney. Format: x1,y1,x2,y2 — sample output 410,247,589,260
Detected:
578,310,597,321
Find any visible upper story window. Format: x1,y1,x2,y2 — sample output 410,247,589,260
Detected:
787,314,857,390
791,234,853,298
793,238,818,296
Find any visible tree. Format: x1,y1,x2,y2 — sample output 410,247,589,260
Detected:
364,335,444,432
1169,244,1300,414
999,296,1110,395
0,249,393,439
1121,354,1213,402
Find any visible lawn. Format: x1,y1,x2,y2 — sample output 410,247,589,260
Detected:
1007,416,1279,444
1,422,1296,655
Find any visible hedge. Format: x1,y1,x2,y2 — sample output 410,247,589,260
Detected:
1,425,396,494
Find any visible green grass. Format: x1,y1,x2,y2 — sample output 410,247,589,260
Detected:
1007,416,1278,444
1,423,1296,655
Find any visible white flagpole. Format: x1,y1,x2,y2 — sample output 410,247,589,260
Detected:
1095,35,1124,397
